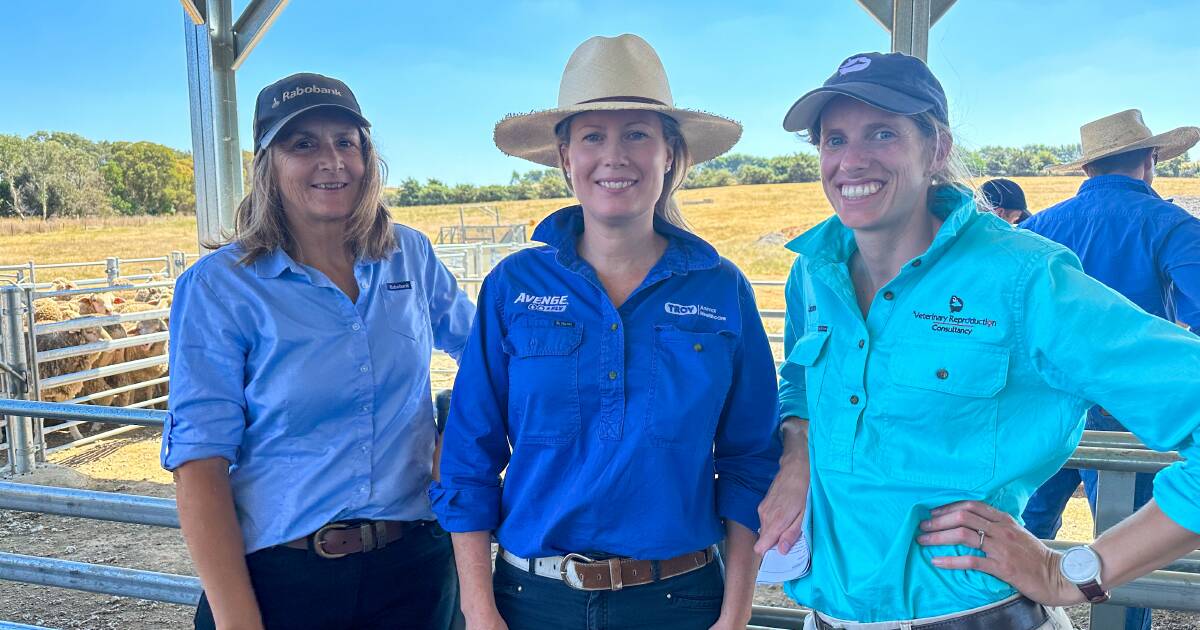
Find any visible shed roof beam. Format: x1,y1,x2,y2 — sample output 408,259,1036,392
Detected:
231,0,290,71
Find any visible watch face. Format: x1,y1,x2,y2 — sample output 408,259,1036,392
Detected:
1061,547,1100,583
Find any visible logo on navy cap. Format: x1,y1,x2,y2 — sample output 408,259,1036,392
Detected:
838,56,872,75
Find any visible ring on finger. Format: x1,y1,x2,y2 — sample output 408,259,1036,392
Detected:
976,528,986,548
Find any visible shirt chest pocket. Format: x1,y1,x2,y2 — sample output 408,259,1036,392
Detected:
381,286,431,343
645,325,736,448
880,342,1009,491
779,328,831,420
503,321,583,445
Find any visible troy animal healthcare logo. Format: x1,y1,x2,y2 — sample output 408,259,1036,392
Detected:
272,84,344,108
664,302,727,321
514,292,569,313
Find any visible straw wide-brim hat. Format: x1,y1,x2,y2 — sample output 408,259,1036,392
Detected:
1048,109,1200,174
494,34,742,167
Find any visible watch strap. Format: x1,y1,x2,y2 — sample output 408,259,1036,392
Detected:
1077,579,1110,604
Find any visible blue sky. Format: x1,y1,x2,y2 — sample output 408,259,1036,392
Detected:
2,1,1197,185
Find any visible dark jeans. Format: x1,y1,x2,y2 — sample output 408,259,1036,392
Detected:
1021,410,1153,630
493,555,724,630
195,521,457,630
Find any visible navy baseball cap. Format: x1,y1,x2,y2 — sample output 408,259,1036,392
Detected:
980,178,1028,210
253,72,370,152
782,52,948,133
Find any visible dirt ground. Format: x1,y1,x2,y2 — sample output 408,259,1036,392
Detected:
2,431,1197,629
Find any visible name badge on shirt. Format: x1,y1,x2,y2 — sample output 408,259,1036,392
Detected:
387,281,413,291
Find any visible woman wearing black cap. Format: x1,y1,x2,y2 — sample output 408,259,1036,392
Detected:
755,52,1200,629
162,73,474,629
981,178,1032,225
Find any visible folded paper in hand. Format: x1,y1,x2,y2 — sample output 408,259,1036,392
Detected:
755,493,812,584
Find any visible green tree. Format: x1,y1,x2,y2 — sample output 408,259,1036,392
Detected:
419,178,450,205
102,141,194,215
735,164,773,185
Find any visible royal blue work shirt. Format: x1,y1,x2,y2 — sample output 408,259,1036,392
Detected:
161,225,474,554
1022,174,1200,332
778,186,1200,621
430,206,781,560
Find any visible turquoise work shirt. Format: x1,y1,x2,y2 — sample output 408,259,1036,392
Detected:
778,186,1200,621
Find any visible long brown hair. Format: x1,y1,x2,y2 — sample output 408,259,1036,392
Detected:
554,111,693,230
220,113,395,264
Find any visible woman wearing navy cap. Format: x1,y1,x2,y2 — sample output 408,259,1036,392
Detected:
163,73,474,629
755,52,1200,629
431,35,780,630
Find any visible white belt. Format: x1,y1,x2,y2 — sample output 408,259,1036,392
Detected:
499,549,595,589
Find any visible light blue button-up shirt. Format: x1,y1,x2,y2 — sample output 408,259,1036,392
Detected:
161,225,474,554
779,186,1200,621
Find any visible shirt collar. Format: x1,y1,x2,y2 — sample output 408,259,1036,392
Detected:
1078,174,1161,200
784,184,979,265
252,247,300,278
531,205,720,275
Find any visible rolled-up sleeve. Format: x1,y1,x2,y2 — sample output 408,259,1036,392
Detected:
160,265,250,471
1159,218,1200,331
417,232,475,363
777,256,810,422
1020,248,1200,533
713,270,783,531
429,273,511,532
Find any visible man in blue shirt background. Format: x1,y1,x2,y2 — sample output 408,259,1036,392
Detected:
1021,108,1200,630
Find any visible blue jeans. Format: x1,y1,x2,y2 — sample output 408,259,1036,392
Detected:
1021,409,1154,630
493,555,725,630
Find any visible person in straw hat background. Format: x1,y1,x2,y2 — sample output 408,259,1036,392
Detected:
430,34,781,630
1019,109,1200,630
755,52,1200,630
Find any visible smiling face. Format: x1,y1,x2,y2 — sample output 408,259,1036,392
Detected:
271,109,366,227
559,110,674,225
816,96,946,233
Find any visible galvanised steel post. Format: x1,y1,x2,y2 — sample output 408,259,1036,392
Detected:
20,286,45,463
0,287,36,475
170,251,188,278
184,0,244,252
104,256,120,284
1091,468,1138,629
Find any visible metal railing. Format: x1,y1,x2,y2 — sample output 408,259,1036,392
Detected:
1,401,1198,630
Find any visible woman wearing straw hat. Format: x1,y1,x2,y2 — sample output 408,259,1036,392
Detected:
163,73,473,629
431,34,780,630
754,52,1200,630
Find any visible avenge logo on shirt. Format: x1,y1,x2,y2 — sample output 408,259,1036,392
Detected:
514,292,569,313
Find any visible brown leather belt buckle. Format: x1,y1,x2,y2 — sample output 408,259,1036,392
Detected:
310,521,390,559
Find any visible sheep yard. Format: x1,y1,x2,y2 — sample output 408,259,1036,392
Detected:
4,178,1200,628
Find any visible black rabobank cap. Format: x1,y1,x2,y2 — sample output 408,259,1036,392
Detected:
782,52,948,133
253,72,370,152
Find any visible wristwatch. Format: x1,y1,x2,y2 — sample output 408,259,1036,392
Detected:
1060,545,1110,603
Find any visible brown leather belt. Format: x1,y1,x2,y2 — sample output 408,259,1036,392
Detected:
813,596,1047,630
499,547,715,591
282,520,419,559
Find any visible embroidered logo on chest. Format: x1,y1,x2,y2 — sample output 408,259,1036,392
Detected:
386,280,412,291
514,292,569,313
664,302,727,321
911,295,998,337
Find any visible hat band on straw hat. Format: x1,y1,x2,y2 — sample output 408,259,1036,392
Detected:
577,96,670,106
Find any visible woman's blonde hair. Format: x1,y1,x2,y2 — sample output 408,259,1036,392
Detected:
554,112,692,230
224,115,395,264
